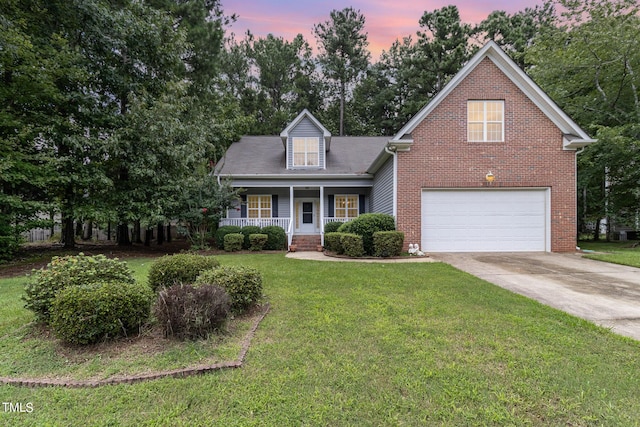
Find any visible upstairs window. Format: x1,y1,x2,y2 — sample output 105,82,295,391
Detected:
335,195,359,219
468,100,504,142
247,195,271,218
293,137,319,167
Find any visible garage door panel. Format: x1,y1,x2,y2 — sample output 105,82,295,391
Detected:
421,189,548,252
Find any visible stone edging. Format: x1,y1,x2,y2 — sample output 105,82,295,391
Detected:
0,303,270,388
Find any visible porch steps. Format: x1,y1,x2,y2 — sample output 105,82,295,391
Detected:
290,235,322,252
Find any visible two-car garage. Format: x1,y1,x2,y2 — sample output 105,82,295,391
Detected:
421,189,550,252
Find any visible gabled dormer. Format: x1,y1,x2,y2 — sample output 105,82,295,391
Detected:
280,109,331,170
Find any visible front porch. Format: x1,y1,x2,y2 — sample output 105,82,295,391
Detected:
218,217,350,250
219,185,372,250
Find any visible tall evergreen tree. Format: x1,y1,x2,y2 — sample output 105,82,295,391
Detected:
313,7,370,136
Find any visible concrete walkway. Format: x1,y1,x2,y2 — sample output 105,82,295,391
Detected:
432,252,640,341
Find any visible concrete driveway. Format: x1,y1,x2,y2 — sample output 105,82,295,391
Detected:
432,252,640,341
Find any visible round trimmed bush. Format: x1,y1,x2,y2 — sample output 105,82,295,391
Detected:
338,213,396,255
50,281,154,345
323,221,343,233
261,225,287,250
154,284,230,340
224,233,244,252
214,225,241,249
249,233,268,251
23,253,135,323
148,254,220,292
240,226,262,249
195,266,262,313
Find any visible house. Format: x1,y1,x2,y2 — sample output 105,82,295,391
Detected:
215,41,595,252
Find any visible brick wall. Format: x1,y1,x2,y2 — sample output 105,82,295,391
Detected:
397,57,577,252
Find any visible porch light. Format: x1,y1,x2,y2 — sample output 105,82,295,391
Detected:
485,171,495,184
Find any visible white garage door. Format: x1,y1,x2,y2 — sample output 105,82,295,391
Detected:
421,189,549,252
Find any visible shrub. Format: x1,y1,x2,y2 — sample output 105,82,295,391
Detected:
373,231,405,257
249,233,268,251
261,225,287,250
340,213,396,255
50,281,154,345
147,254,220,292
323,221,343,233
324,232,345,254
240,226,262,249
224,233,244,252
337,220,354,234
154,284,230,340
341,233,365,257
195,266,262,313
214,225,241,249
23,253,135,323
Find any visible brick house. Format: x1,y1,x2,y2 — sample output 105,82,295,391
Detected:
215,41,595,252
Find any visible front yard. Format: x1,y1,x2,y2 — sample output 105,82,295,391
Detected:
1,253,639,425
580,240,640,268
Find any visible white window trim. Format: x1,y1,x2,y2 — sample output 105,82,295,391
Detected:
247,195,272,219
292,137,320,167
334,194,359,219
467,100,504,142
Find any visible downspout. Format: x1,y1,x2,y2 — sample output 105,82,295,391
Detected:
575,147,586,250
385,145,398,219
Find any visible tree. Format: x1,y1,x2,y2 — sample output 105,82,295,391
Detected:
526,0,640,238
403,5,473,116
248,33,319,134
474,4,556,68
313,7,371,136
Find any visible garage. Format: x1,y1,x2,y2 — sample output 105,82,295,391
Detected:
421,189,549,252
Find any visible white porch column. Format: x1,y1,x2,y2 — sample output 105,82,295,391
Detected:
319,186,324,245
289,185,294,234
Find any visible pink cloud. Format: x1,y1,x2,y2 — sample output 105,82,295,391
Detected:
223,0,545,60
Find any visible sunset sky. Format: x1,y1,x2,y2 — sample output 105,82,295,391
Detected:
221,0,546,60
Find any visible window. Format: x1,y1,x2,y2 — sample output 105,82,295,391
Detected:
247,195,271,218
467,100,504,142
335,195,358,219
293,137,319,167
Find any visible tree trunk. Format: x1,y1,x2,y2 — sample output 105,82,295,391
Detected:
107,221,112,241
339,81,345,136
132,220,143,244
593,218,601,241
117,223,131,246
157,223,164,245
166,224,171,243
144,228,153,246
60,211,76,249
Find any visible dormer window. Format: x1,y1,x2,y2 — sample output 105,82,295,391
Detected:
293,137,320,167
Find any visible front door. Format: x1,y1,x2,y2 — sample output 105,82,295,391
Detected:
296,199,319,233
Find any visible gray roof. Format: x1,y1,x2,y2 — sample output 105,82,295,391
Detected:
216,135,390,177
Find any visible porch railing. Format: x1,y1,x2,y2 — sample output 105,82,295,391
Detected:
219,218,290,230
323,217,351,225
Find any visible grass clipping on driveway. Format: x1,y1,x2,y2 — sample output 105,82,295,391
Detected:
1,254,640,426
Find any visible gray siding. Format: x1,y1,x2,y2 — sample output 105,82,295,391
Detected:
371,157,394,215
287,117,325,169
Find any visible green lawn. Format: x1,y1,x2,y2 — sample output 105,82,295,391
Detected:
580,240,640,268
1,254,639,426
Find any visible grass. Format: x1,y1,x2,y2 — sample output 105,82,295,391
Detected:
0,253,639,425
580,240,640,268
